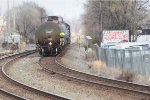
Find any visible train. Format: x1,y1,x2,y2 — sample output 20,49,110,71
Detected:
35,16,71,56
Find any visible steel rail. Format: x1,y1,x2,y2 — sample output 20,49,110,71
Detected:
0,50,36,99
51,47,150,97
55,47,150,95
0,89,26,100
1,50,69,100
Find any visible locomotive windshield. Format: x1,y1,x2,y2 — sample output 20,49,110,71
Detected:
48,16,58,21
41,16,63,23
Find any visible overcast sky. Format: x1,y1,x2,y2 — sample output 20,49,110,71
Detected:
0,0,87,20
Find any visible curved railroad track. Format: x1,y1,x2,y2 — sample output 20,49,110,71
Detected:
39,45,150,99
0,89,26,100
1,50,69,100
0,50,36,99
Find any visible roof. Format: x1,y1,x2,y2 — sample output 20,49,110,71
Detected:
117,42,149,49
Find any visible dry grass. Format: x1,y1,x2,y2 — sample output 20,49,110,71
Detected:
85,50,96,61
88,60,106,69
137,75,148,81
117,69,136,82
0,51,13,56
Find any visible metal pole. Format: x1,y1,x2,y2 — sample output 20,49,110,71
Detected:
6,0,10,50
13,0,16,32
99,1,103,45
7,0,10,34
100,2,102,32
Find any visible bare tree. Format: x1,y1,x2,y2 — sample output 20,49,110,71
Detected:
83,0,150,43
7,2,47,42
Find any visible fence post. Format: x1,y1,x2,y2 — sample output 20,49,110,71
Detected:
95,44,100,60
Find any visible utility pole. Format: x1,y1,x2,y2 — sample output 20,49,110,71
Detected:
13,0,16,32
99,1,103,45
100,2,102,33
5,0,10,44
7,0,10,34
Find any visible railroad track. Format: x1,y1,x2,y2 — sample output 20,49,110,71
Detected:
39,46,150,99
1,50,69,100
0,89,26,100
0,50,36,100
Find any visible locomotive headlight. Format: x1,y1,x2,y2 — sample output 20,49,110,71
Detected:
48,38,53,41
49,42,52,46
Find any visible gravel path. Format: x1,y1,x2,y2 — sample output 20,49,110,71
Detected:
5,53,144,100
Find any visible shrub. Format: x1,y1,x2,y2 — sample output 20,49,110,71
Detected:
118,69,136,82
85,50,96,61
83,44,90,51
92,38,100,45
88,60,106,69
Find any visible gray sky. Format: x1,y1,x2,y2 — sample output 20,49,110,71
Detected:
0,0,87,20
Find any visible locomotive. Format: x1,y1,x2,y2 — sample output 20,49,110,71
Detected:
35,16,71,56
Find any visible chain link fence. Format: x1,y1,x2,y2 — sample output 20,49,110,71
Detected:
94,45,150,77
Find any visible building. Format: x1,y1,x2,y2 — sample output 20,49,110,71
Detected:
137,24,150,44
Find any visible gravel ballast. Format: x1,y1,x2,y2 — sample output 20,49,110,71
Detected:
5,53,141,100
0,93,12,100
0,52,50,100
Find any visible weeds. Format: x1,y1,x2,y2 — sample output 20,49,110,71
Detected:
85,50,96,61
118,69,136,82
88,60,106,69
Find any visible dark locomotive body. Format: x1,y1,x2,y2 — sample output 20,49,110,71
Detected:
35,16,71,56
